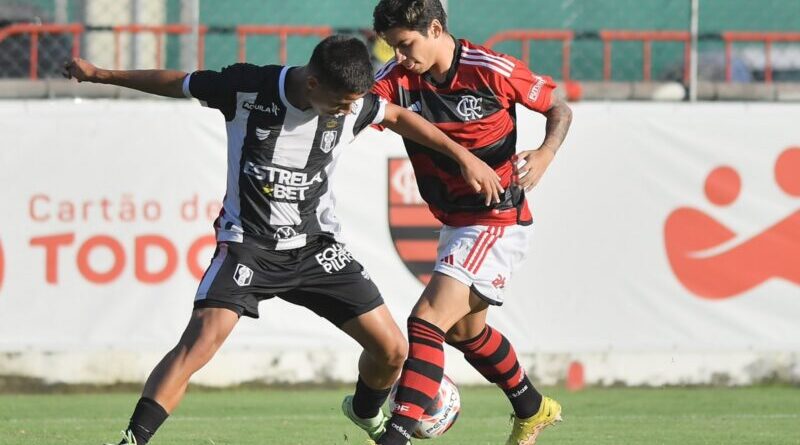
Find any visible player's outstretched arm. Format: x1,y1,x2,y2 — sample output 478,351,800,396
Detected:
516,95,573,191
381,103,503,206
62,57,187,98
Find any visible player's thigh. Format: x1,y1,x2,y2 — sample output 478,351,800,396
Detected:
340,304,407,361
445,306,489,344
281,241,384,327
434,224,531,307
194,242,295,319
412,272,488,332
177,307,240,352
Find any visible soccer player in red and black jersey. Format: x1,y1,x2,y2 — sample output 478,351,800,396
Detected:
361,1,573,444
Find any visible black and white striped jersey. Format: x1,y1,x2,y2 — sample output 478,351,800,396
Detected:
183,64,386,250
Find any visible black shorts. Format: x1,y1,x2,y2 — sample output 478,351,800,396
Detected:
193,238,383,326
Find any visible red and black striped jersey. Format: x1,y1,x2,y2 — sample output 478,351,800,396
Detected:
373,37,556,227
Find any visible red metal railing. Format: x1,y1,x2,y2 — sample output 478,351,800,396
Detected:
484,30,574,80
236,25,332,64
722,32,800,83
600,30,691,83
113,24,207,70
0,23,84,80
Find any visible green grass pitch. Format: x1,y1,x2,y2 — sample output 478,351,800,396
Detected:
1,386,798,444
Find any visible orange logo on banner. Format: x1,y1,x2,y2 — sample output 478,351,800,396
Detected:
665,147,800,299
388,158,441,284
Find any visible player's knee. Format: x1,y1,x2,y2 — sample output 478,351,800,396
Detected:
378,335,408,370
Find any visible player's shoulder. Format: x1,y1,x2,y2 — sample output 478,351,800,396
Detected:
217,63,282,91
374,59,405,82
458,39,519,78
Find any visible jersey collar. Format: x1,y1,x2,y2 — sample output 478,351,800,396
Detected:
423,35,461,89
279,66,315,116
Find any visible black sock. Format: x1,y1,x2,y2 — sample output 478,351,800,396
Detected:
378,415,418,445
125,397,169,445
504,374,543,419
352,376,391,419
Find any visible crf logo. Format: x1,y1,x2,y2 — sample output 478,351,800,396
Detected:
274,226,298,240
388,158,440,284
233,263,253,287
491,274,506,289
456,95,483,121
665,147,800,299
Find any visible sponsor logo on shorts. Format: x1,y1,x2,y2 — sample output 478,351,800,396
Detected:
361,269,371,281
492,274,506,289
233,263,253,286
315,243,353,273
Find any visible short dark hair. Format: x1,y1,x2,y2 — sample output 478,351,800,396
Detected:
308,35,374,94
373,0,448,35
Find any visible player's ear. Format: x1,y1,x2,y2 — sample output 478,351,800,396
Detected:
306,75,319,92
430,19,443,39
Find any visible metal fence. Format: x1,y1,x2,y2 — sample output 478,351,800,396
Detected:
1,0,799,98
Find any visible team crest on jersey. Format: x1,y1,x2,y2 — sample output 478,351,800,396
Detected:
233,263,253,287
387,158,440,285
456,95,483,121
274,226,298,240
320,130,338,153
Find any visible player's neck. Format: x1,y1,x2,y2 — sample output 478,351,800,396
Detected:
285,66,312,111
428,34,456,83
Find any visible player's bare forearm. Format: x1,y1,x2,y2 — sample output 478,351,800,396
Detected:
538,95,572,155
382,104,503,204
515,96,572,190
382,104,472,165
63,58,187,98
96,69,187,98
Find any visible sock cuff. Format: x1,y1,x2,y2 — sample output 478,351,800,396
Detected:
448,324,492,350
407,317,445,340
139,397,169,417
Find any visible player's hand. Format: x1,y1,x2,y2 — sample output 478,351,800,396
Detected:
460,156,504,206
62,57,99,83
516,148,555,191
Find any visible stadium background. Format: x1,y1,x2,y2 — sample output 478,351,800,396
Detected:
0,1,799,444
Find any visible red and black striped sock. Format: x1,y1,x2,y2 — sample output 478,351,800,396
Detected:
378,317,445,445
449,325,542,419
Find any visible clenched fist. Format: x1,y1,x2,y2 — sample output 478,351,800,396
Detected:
62,57,100,83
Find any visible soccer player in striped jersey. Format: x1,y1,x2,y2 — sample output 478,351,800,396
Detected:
366,1,573,444
63,35,503,445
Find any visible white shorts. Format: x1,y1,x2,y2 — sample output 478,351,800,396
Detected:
433,224,532,305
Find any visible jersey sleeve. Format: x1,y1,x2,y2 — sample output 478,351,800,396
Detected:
352,93,387,137
183,63,260,121
494,56,557,113
369,62,400,132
